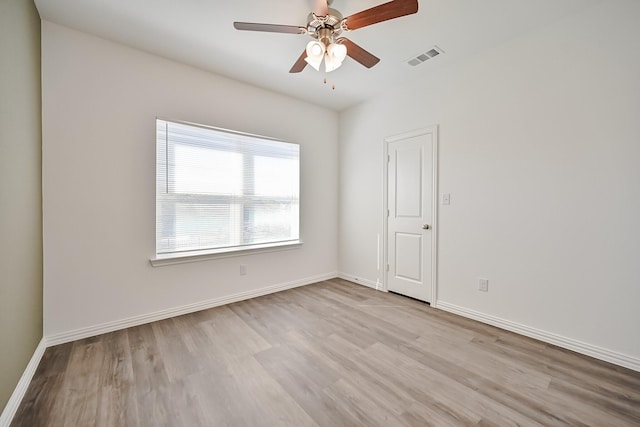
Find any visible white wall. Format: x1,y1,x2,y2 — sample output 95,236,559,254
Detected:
339,0,640,363
42,21,338,337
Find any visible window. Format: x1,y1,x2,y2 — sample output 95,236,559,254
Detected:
155,119,300,258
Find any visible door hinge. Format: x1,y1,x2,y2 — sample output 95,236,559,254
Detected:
387,154,390,162
387,209,390,217
386,264,390,272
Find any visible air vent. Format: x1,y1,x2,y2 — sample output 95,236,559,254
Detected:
406,46,444,66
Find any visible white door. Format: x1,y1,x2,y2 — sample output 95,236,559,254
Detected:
387,131,434,303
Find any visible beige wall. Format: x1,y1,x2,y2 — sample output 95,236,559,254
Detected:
0,0,43,412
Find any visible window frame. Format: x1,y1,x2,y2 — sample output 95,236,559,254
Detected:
151,118,302,266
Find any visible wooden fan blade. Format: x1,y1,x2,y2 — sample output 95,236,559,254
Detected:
345,0,418,30
233,22,304,34
338,38,380,68
290,50,308,73
311,0,329,16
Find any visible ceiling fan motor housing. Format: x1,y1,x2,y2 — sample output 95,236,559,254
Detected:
307,10,345,45
318,27,333,45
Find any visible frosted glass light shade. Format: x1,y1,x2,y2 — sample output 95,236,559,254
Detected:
306,40,325,59
304,56,322,71
305,40,325,71
324,53,339,72
328,43,347,63
324,42,347,72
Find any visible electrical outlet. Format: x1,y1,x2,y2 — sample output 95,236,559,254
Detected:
479,278,489,292
240,265,247,276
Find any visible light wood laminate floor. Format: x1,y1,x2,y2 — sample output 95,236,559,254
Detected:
12,279,640,426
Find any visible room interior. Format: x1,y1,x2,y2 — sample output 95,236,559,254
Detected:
1,0,639,424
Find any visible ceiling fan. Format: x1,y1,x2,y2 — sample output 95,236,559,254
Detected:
233,0,419,73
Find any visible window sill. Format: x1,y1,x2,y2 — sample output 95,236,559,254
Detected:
149,240,303,267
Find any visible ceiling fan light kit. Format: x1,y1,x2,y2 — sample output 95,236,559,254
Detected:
306,15,347,72
303,27,347,72
233,0,419,74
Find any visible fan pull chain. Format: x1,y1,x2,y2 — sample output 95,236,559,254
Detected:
323,76,336,90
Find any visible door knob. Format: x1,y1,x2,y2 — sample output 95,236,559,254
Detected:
422,224,430,230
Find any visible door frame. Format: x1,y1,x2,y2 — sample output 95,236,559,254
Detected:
382,125,439,306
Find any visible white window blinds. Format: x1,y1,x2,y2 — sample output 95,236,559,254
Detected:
156,119,300,255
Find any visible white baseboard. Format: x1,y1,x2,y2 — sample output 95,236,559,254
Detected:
47,272,337,346
337,272,384,291
0,338,47,427
437,301,640,373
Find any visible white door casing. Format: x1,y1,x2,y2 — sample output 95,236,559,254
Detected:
384,127,438,303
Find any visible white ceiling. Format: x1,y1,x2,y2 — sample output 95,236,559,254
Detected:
34,0,598,111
